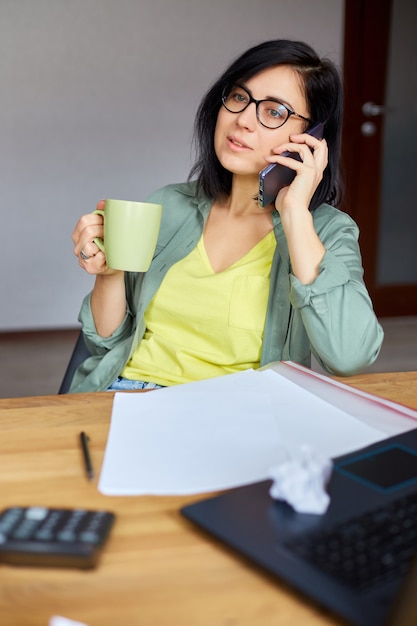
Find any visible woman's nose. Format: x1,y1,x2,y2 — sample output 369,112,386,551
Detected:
235,102,257,130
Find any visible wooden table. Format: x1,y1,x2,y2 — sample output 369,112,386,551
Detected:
1,372,417,626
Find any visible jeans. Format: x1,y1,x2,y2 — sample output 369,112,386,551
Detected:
107,376,164,391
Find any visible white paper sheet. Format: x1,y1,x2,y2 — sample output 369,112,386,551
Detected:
98,369,387,496
50,617,88,626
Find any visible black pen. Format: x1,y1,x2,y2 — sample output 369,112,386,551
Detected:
80,431,94,481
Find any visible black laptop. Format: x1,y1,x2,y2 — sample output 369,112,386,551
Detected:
181,428,417,626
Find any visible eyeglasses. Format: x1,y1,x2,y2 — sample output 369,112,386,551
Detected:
221,84,311,130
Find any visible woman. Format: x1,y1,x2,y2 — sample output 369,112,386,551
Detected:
71,39,383,393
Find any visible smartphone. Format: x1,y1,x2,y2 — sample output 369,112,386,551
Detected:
258,122,325,208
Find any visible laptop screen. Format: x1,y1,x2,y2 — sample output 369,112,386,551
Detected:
336,445,417,491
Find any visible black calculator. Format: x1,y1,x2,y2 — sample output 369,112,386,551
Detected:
0,506,115,569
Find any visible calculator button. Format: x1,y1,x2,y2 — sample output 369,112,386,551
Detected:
12,521,38,540
25,507,48,521
0,509,22,534
47,511,62,525
0,520,16,534
79,531,100,544
57,531,77,542
35,529,54,541
2,508,22,520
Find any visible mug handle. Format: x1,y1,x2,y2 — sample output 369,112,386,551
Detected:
92,209,105,253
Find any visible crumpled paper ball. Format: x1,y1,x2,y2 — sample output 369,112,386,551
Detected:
269,444,333,514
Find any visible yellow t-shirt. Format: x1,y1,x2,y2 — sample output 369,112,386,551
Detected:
122,231,276,385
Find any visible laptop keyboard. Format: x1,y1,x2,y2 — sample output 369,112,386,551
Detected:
287,491,417,590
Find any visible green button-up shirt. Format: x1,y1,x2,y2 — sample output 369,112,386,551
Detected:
69,182,383,393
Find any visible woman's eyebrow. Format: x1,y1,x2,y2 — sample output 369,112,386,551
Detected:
239,82,294,108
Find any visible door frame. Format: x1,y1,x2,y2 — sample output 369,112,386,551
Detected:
342,0,417,316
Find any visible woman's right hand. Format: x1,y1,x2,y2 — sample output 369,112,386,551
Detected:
73,201,127,336
72,200,116,276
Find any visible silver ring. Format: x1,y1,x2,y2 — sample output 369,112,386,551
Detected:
79,249,91,261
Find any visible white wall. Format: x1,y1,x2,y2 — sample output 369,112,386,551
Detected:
1,0,344,330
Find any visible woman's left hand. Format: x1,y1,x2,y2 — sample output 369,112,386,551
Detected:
264,131,328,284
264,131,328,219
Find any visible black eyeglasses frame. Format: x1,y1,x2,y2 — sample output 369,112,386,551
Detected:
221,84,311,130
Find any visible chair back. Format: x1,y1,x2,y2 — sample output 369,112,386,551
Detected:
58,332,91,394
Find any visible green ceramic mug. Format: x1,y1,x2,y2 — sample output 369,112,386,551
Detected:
93,199,162,272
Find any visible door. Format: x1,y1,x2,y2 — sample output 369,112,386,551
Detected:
342,0,417,316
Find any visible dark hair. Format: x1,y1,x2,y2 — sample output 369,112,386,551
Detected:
189,39,343,211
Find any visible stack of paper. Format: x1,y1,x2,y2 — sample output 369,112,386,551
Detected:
98,367,417,496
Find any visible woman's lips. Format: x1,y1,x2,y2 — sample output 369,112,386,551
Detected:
227,135,252,151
